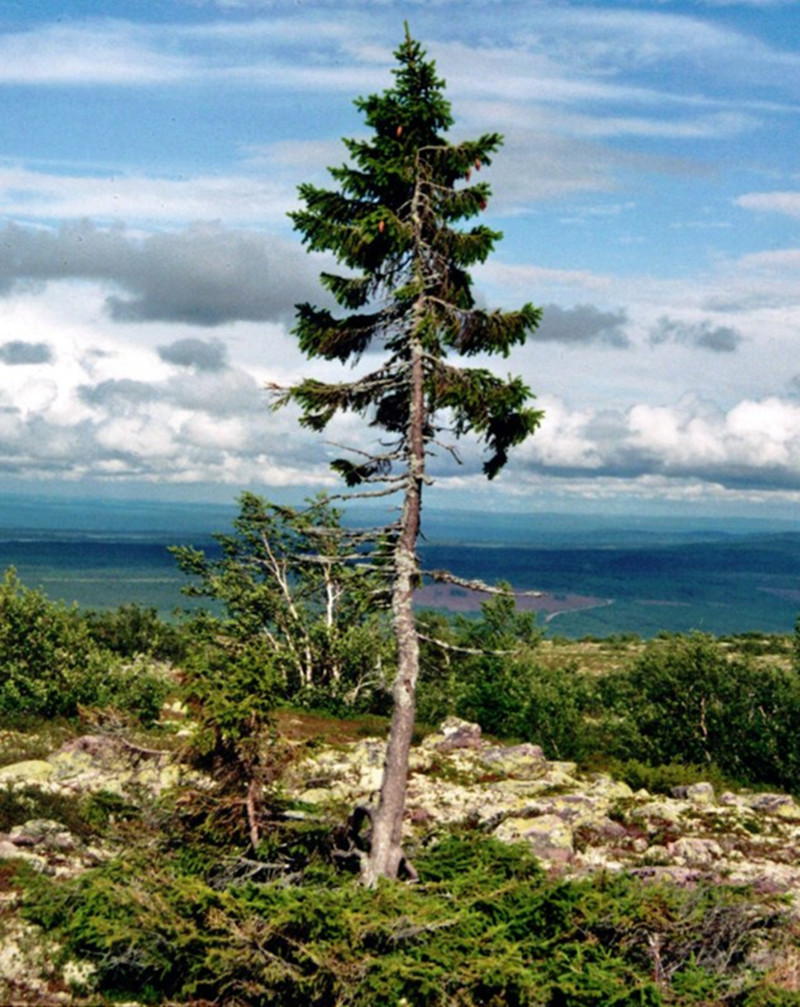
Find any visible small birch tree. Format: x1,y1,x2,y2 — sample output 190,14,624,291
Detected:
280,27,543,884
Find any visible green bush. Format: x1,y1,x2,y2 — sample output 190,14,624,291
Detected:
602,759,733,796
171,493,391,710
84,603,187,662
604,633,800,792
95,654,174,727
0,568,106,717
0,568,175,723
22,833,791,1006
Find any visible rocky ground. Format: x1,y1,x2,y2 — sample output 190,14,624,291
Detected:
2,716,800,1002
289,717,800,897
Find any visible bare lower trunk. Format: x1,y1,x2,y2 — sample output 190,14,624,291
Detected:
362,331,425,887
361,548,420,885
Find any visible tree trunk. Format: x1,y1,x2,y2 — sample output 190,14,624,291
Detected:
362,335,425,886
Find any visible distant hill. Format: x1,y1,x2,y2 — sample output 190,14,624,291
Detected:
1,494,799,637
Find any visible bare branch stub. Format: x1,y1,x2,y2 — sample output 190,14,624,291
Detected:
426,569,546,599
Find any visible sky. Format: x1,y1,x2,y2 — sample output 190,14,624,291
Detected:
1,0,799,520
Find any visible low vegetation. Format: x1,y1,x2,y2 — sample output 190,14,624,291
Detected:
2,541,800,1003
19,833,798,1007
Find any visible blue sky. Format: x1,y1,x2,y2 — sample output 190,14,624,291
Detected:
1,0,799,518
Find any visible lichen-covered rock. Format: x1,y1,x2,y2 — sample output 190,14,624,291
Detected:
494,813,574,865
585,775,635,802
285,718,800,901
671,782,716,805
421,717,482,751
0,760,55,783
9,819,75,853
481,743,548,779
0,919,61,1002
667,836,724,867
748,793,800,821
44,735,183,797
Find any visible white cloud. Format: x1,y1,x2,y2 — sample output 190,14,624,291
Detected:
0,21,194,85
0,3,797,513
736,191,800,219
512,393,800,491
0,165,296,226
478,261,612,295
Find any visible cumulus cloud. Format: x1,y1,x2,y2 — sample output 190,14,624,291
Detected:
648,316,742,352
78,380,160,409
0,341,53,365
536,304,630,347
0,221,324,326
510,394,800,491
157,339,229,372
31,358,334,487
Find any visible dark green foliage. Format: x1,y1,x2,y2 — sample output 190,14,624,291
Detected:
170,492,392,851
84,603,187,662
417,587,544,729
22,833,791,1006
602,760,734,797
284,30,543,479
0,783,94,840
0,717,77,764
23,855,225,1003
0,568,106,717
794,613,800,672
417,593,596,759
0,783,140,843
455,656,597,760
604,634,800,791
418,618,800,792
95,654,173,727
0,568,174,724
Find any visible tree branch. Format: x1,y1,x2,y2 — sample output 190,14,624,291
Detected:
425,569,546,597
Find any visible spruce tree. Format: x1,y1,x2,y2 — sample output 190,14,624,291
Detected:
281,26,543,884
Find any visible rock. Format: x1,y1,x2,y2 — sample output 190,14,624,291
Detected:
685,782,716,805
577,817,628,844
748,793,800,821
0,760,55,783
10,819,76,853
585,775,634,801
667,836,724,867
0,839,22,858
42,735,187,798
632,799,686,829
421,717,482,751
0,919,58,992
547,794,607,828
494,813,574,865
540,766,581,789
481,743,547,779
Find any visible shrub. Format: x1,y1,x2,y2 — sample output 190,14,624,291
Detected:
22,833,791,1006
602,759,733,796
0,568,106,717
0,569,176,724
604,633,800,792
95,654,174,727
84,603,187,662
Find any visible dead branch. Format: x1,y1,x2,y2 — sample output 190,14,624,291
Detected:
417,632,522,657
425,569,546,598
